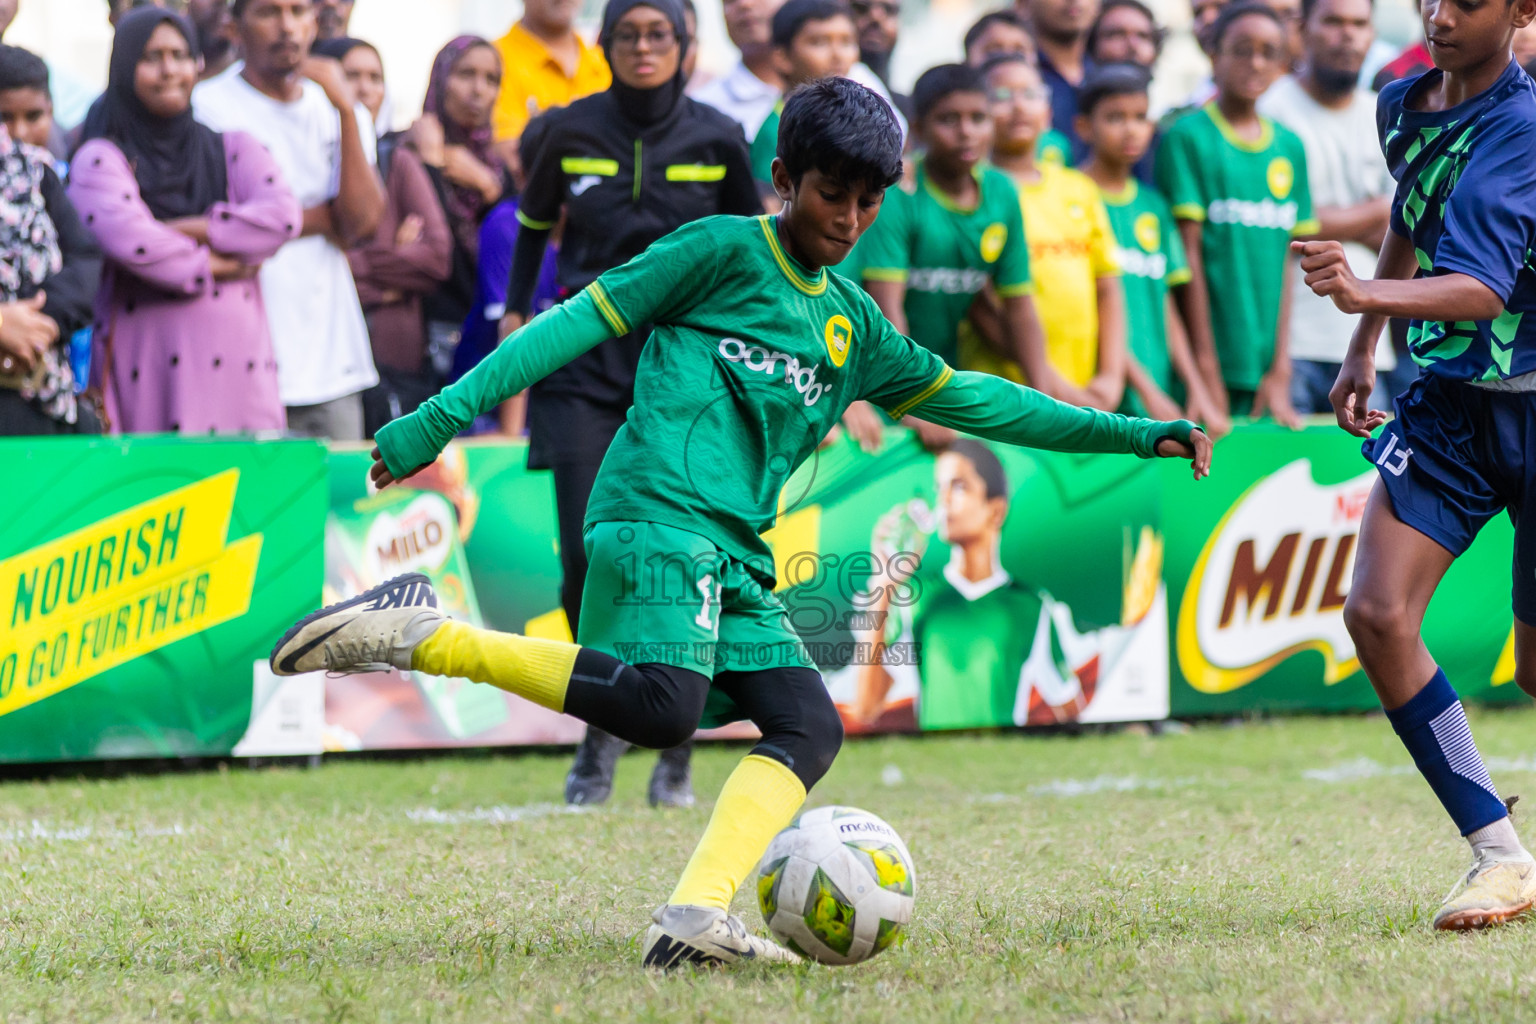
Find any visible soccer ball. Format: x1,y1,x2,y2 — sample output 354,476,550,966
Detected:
755,805,916,965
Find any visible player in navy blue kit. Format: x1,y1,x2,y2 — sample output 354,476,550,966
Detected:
1295,0,1536,930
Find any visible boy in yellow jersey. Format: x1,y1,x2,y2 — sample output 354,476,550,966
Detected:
966,53,1127,411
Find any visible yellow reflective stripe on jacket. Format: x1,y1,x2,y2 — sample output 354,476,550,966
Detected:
561,157,620,176
665,164,727,182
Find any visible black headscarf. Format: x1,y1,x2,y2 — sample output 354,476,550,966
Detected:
79,7,227,221
599,0,690,127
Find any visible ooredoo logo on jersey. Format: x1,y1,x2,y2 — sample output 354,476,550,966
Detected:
717,337,830,407
1176,460,1371,694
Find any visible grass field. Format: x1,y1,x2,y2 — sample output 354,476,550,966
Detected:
6,710,1536,1023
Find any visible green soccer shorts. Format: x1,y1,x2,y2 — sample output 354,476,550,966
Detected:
579,520,815,724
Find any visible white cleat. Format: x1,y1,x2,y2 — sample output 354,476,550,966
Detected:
1433,850,1536,931
641,904,801,970
269,573,446,676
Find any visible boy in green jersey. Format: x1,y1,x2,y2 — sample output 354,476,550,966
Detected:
849,63,1046,450
1154,2,1318,423
271,79,1211,971
1077,62,1228,433
750,0,860,188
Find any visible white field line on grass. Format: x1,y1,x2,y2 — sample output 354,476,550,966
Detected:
1302,755,1536,783
978,755,1536,801
0,821,187,844
404,803,591,826
1025,775,1205,797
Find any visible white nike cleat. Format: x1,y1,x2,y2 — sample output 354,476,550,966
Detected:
269,573,447,676
641,904,801,970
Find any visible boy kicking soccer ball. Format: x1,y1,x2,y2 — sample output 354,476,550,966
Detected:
1295,0,1536,930
271,78,1212,969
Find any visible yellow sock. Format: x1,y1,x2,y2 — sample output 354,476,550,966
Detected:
669,754,807,911
412,620,578,712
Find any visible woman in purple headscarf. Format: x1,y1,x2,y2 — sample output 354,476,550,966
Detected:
410,36,514,374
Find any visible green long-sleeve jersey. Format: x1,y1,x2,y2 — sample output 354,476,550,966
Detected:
377,215,1193,584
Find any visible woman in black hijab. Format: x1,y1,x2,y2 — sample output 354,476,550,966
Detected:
494,0,761,810
70,6,300,434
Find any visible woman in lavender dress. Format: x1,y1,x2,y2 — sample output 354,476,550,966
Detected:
69,7,300,435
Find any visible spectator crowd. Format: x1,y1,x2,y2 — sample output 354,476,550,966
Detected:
0,0,1487,442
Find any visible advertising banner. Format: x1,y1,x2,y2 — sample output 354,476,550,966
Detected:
1161,424,1520,715
319,432,1172,749
4,422,1524,765
0,436,326,763
322,443,583,751
778,434,1169,733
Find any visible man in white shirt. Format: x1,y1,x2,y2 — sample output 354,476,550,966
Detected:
194,0,384,439
690,0,786,140
1259,0,1395,413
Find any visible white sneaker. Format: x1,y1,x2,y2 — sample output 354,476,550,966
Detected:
641,904,801,969
269,573,446,676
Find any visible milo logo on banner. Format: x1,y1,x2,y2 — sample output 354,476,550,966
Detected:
0,470,262,716
1176,460,1371,693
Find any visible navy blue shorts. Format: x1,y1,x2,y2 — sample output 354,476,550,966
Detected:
1366,373,1536,624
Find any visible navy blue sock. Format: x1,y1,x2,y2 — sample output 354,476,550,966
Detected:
1385,668,1506,836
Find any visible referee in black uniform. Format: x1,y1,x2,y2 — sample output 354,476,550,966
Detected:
502,0,762,807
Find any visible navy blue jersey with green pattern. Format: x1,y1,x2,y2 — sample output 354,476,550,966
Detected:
1378,62,1536,382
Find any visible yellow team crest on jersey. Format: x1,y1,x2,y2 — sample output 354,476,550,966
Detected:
1267,157,1294,200
824,314,853,367
1134,212,1160,252
980,223,1007,264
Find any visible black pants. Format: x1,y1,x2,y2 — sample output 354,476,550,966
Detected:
551,460,604,637
564,656,843,791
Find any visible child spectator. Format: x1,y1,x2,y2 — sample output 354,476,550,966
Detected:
0,45,51,152
1155,1,1314,424
0,122,101,436
1084,0,1162,180
845,63,1042,448
750,0,861,186
971,54,1125,411
1077,63,1227,432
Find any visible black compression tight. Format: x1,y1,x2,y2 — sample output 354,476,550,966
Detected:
563,649,844,790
